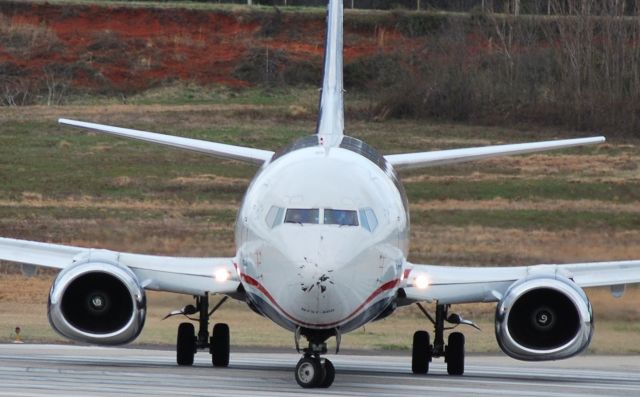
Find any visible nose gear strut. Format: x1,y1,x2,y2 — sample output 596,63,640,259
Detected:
293,328,339,388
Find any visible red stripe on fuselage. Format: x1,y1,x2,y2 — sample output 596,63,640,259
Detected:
241,273,398,328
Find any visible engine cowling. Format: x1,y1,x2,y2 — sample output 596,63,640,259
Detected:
48,261,146,345
495,275,593,361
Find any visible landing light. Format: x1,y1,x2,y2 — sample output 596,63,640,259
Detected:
415,274,430,290
214,268,230,282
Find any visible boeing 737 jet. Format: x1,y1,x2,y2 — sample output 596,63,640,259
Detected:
2,0,639,389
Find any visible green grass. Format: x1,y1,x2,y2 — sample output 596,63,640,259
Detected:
1,114,637,206
68,85,318,107
412,209,640,230
405,179,640,203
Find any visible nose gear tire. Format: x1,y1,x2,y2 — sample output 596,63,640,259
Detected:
295,357,323,388
318,359,335,388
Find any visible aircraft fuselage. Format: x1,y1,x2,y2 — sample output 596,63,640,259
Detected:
235,136,409,333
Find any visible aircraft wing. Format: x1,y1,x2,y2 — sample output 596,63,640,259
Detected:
0,237,240,296
58,118,274,165
403,260,640,305
385,137,605,171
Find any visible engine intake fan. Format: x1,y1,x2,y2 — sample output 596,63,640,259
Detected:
495,275,593,361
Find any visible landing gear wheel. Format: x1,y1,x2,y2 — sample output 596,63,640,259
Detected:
177,322,195,366
295,356,323,388
446,332,465,375
210,323,230,367
318,358,335,388
412,330,431,374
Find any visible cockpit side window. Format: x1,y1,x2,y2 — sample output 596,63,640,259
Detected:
359,208,378,232
265,206,285,228
324,209,359,226
285,208,320,224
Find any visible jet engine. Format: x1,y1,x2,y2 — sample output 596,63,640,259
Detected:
495,275,593,361
48,260,146,345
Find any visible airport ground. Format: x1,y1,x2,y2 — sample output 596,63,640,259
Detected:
1,97,640,353
2,344,640,396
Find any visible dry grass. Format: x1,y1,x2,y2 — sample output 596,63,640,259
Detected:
403,154,640,184
410,226,640,265
411,199,640,213
167,174,248,188
0,196,238,211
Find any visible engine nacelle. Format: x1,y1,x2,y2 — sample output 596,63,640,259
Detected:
495,275,593,361
48,260,146,345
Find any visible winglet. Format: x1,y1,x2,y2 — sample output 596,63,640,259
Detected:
315,0,344,148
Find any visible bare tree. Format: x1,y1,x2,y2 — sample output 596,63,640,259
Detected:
1,79,31,106
43,64,71,106
546,0,640,131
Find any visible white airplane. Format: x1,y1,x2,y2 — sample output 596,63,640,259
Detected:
1,0,639,389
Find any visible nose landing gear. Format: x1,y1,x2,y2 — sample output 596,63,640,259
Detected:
295,355,335,388
294,329,338,388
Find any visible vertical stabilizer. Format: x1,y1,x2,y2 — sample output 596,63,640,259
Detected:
316,0,344,148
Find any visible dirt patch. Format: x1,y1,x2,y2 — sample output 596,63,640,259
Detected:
0,1,414,98
0,274,53,304
168,174,247,188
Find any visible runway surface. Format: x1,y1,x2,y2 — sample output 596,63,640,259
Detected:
1,344,639,397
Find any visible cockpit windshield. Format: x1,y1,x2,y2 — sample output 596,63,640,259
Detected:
267,206,377,230
284,208,320,224
324,209,358,226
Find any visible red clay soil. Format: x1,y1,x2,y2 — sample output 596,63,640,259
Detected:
0,1,423,94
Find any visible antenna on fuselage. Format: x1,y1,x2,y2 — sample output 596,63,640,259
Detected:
316,0,344,149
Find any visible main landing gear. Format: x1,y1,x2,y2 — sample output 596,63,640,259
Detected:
293,328,339,388
412,303,479,376
167,293,230,367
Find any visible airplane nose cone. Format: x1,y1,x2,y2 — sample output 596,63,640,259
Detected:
288,257,344,326
246,227,400,330
296,257,335,295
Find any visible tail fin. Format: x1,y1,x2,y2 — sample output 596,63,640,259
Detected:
316,0,344,148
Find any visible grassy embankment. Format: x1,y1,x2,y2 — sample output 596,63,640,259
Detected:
1,87,640,353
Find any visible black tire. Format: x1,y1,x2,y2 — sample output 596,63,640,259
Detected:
295,357,323,388
412,330,431,374
446,332,465,375
318,358,335,388
177,322,195,366
210,323,230,367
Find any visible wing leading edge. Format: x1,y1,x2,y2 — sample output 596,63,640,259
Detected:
0,237,239,296
58,118,274,165
385,136,605,171
403,260,640,305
